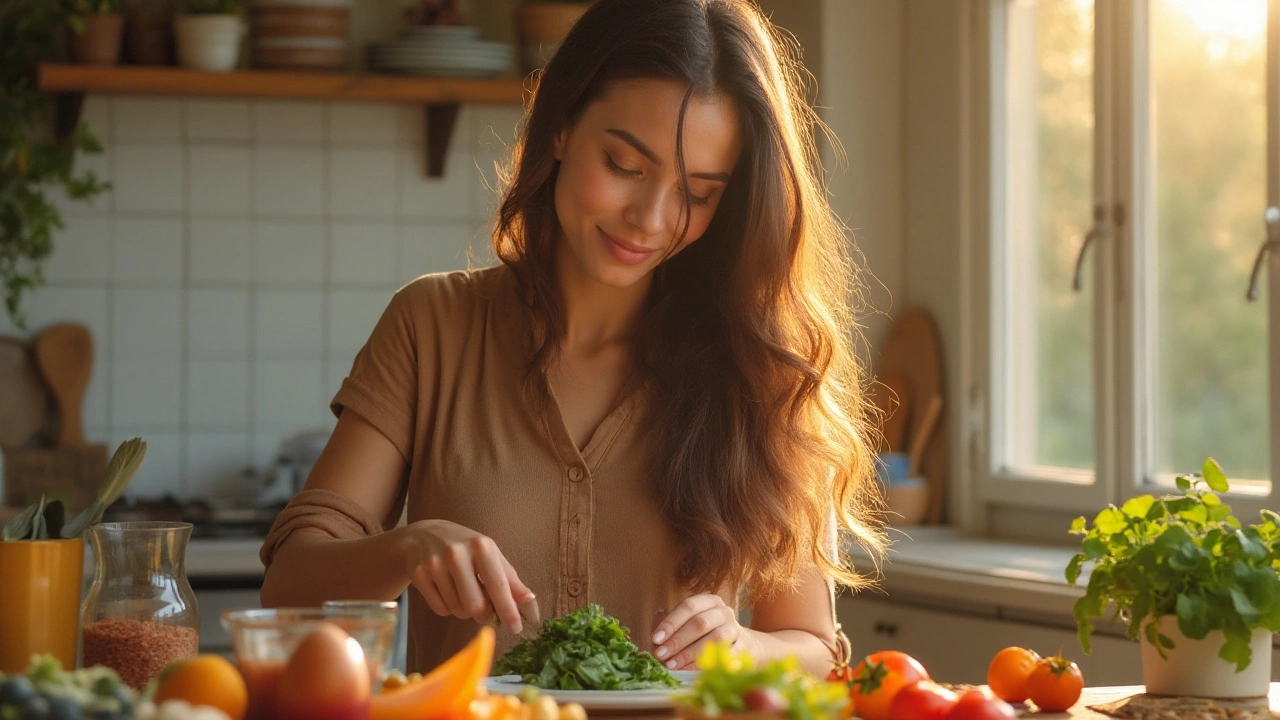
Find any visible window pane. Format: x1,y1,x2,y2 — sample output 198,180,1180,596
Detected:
1003,0,1095,473
1150,0,1269,486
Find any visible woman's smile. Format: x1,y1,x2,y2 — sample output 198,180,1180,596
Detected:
599,227,657,265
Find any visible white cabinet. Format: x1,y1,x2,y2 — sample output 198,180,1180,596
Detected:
837,595,1138,686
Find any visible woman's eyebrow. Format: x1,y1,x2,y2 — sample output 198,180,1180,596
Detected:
604,128,732,182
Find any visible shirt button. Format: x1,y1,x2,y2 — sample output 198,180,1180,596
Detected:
567,580,583,597
568,467,584,482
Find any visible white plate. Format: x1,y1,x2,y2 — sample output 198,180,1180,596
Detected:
484,670,698,711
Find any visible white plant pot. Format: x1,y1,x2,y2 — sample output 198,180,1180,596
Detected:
1141,615,1272,698
174,15,245,71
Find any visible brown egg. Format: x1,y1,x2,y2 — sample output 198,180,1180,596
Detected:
275,622,372,720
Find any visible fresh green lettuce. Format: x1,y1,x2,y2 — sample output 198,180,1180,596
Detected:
493,604,679,690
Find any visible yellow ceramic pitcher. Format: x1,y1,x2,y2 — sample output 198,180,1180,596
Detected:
0,538,84,673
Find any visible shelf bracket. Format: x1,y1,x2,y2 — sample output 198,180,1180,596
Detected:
53,92,86,143
424,103,460,178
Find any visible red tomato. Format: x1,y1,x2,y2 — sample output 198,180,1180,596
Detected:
943,688,1017,720
986,646,1041,703
848,651,930,720
889,680,958,720
1026,655,1084,713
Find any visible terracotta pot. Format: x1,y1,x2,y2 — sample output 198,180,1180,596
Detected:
1141,614,1272,698
0,538,85,673
514,2,591,72
68,14,125,65
125,10,175,65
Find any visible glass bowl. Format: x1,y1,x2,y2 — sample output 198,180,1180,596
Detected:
221,605,399,719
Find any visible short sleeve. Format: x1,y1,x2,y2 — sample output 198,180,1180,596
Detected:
331,284,421,463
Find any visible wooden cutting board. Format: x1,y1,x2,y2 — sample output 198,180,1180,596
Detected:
877,309,947,524
0,336,52,450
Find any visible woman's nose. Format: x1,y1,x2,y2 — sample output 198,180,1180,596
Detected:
623,184,674,238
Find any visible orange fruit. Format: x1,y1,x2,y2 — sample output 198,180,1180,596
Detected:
155,654,249,720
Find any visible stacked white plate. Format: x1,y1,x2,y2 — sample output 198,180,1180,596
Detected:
367,26,513,78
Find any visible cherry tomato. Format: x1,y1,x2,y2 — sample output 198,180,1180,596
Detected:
1026,654,1084,713
986,646,1041,703
848,651,930,720
943,688,1017,720
889,680,958,720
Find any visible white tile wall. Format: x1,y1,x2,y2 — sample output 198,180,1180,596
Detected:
0,95,516,501
189,145,253,215
189,219,253,284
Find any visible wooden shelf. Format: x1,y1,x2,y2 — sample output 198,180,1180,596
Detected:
37,64,528,176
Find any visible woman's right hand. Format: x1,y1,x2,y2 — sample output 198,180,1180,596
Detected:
403,519,535,633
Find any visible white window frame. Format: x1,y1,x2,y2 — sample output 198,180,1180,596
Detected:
965,0,1280,530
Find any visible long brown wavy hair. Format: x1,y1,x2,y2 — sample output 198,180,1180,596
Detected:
493,0,885,601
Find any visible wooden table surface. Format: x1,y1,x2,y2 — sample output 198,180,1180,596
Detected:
584,684,1280,719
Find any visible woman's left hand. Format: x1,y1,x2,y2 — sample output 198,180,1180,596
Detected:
651,594,744,670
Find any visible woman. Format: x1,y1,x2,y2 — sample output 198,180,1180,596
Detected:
259,0,885,677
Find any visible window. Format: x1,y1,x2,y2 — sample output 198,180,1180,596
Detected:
973,0,1279,517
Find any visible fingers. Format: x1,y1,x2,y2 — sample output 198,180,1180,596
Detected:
502,555,536,603
475,541,523,633
668,620,739,670
409,529,531,628
652,594,719,646
653,600,737,670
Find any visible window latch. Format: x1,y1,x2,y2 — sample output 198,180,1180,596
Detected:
1246,207,1280,302
1071,201,1109,292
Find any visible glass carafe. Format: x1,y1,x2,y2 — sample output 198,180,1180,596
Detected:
81,522,199,689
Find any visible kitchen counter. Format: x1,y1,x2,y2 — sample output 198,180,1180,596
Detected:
856,526,1085,623
81,537,266,579
186,538,266,578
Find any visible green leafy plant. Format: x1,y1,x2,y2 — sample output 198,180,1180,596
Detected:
1067,457,1280,671
1,438,146,541
493,603,678,690
181,0,242,15
674,641,848,720
1,0,112,329
70,0,119,16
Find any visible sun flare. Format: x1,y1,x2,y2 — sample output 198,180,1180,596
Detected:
1164,0,1266,41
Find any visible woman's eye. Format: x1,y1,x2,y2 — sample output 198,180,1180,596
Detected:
604,153,641,177
687,192,712,207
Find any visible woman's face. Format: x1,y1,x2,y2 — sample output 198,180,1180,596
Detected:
553,78,742,289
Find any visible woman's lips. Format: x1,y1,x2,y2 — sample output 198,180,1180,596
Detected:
600,227,656,265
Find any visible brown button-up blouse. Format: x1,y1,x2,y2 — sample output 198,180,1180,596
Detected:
260,265,845,672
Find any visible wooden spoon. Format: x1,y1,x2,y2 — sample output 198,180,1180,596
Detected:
876,372,912,453
34,324,93,448
0,336,51,449
907,394,944,478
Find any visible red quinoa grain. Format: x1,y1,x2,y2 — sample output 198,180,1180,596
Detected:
82,618,198,689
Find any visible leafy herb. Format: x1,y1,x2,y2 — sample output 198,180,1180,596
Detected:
1067,458,1280,672
493,604,678,690
674,642,848,720
2,438,147,541
1,0,112,328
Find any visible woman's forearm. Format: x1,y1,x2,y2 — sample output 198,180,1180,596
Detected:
740,627,836,678
260,527,416,607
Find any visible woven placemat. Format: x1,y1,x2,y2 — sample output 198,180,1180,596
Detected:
1087,693,1274,720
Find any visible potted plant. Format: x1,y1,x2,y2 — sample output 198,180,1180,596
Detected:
1067,458,1280,698
68,0,125,65
1,0,112,329
174,0,244,72
0,439,145,673
123,0,174,65
514,0,592,74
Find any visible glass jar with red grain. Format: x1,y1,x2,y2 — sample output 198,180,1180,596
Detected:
81,522,199,690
